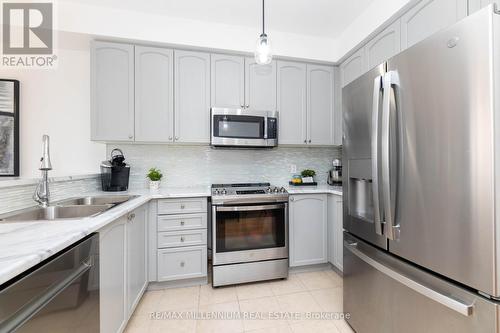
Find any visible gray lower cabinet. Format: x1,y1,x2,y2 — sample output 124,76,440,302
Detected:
364,20,401,72
277,61,307,145
211,54,245,108
174,50,210,143
91,41,134,141
100,205,148,333
289,194,328,267
307,64,334,145
135,46,174,142
468,0,498,13
245,58,277,110
328,194,343,271
155,197,208,282
400,0,467,49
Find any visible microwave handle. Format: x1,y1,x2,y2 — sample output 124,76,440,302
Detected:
264,116,268,139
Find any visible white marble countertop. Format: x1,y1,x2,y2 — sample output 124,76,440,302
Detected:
0,186,210,286
285,184,343,196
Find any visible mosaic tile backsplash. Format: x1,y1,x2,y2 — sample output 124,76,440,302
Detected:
106,145,342,189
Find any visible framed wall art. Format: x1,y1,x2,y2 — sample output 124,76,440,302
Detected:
0,79,19,177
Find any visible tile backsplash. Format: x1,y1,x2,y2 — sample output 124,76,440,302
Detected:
106,145,341,188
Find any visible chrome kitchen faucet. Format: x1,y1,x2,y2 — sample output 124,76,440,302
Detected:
33,135,52,207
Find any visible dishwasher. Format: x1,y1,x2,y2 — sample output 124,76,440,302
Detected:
0,233,99,333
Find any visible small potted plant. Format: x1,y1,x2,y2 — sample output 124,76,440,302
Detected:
301,169,316,183
147,167,163,190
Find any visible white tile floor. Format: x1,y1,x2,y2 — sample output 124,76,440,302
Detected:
125,269,354,333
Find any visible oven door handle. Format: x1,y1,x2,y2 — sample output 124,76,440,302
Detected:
216,203,287,212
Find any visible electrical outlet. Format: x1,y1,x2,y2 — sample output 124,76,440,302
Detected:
290,164,297,174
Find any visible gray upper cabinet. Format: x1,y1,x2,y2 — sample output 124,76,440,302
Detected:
365,20,401,71
135,46,174,142
91,41,134,141
277,61,307,145
340,48,364,88
174,50,211,143
401,0,467,49
307,64,334,145
211,54,245,108
245,58,277,110
468,0,498,13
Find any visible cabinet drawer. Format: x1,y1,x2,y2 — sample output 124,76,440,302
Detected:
157,197,207,214
157,213,207,231
157,246,207,281
157,229,207,248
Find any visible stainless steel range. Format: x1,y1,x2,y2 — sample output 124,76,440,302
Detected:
211,183,289,287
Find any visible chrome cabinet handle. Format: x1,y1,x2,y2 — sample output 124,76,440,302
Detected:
180,236,185,242
180,221,185,225
245,104,249,108
308,140,311,143
290,197,295,202
371,75,384,236
127,213,135,221
303,140,307,143
344,241,474,316
128,135,133,139
180,261,185,267
168,136,173,141
180,204,185,209
175,136,179,141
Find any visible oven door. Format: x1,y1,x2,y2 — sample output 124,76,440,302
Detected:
212,203,288,265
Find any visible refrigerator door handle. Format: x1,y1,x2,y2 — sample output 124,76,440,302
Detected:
371,75,384,236
344,241,475,317
381,71,398,240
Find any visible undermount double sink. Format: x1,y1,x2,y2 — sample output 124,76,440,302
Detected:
0,195,138,222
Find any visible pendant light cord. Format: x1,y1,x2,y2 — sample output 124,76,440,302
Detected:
262,0,265,35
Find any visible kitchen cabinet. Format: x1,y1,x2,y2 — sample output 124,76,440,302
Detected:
100,216,126,333
340,48,364,88
100,205,148,333
328,194,343,271
210,54,245,108
400,0,467,50
277,61,307,145
468,0,498,13
333,67,343,146
135,46,174,142
307,64,334,145
174,50,211,143
126,205,148,314
245,58,277,110
365,20,401,71
91,41,134,141
289,194,328,267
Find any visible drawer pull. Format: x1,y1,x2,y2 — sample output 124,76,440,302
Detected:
180,221,185,226
180,237,185,242
181,204,185,209
180,261,185,267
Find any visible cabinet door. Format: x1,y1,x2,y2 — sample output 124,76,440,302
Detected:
333,196,343,271
289,194,328,267
401,0,467,50
468,0,498,13
100,217,126,333
174,50,210,143
135,46,174,142
245,58,277,110
307,64,334,145
277,61,307,145
126,206,147,314
210,54,245,108
91,41,134,141
364,20,401,71
340,48,364,88
333,67,343,146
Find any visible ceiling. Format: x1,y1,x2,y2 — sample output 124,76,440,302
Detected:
61,0,375,38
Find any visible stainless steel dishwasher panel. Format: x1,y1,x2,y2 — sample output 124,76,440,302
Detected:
0,234,99,333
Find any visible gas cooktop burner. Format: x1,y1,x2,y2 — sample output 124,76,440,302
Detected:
211,182,288,205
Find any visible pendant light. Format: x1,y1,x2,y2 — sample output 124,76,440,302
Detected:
255,0,272,65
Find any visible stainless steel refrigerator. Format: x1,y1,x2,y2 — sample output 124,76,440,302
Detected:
342,5,500,333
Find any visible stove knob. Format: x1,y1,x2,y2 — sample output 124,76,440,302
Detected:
280,187,286,193
266,187,272,193
221,189,227,195
214,189,220,195
273,187,279,193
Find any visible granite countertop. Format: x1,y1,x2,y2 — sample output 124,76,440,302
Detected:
0,186,211,286
0,184,342,286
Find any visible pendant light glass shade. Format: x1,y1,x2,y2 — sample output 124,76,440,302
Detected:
255,33,272,65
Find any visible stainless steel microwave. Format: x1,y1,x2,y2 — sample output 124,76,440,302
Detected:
210,108,278,148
